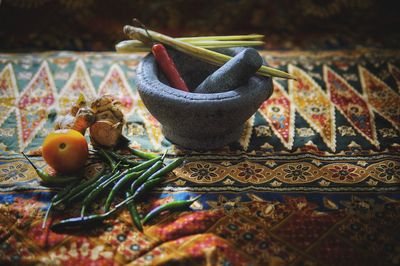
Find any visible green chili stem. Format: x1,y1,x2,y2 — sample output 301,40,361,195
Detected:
21,152,39,170
128,147,158,160
98,149,119,172
130,161,164,193
104,170,144,212
22,152,52,182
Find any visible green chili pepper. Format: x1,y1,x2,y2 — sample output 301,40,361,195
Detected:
126,155,162,172
125,192,143,231
79,166,139,215
51,191,138,232
130,157,183,195
42,180,80,228
80,170,123,216
104,170,144,211
50,211,113,233
52,179,81,203
49,152,190,232
108,150,140,166
63,169,114,204
53,168,106,206
142,195,201,224
131,177,163,200
128,147,159,160
130,161,164,194
22,152,78,185
101,157,162,211
52,190,198,233
147,158,183,182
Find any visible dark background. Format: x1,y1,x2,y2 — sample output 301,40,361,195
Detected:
1,0,399,51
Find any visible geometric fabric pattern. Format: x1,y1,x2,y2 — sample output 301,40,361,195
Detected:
0,50,399,265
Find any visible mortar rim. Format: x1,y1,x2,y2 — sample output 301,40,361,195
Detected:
137,52,272,104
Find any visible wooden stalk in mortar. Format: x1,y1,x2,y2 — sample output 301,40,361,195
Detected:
124,25,296,80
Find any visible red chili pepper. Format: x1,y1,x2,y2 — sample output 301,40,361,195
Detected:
151,43,189,92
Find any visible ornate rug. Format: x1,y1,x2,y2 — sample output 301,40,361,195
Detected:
0,50,399,265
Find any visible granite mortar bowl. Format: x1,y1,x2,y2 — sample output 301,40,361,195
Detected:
136,48,273,150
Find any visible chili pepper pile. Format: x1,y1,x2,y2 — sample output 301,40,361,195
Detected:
29,148,200,233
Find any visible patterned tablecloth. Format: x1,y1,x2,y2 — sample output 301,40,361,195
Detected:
0,50,399,265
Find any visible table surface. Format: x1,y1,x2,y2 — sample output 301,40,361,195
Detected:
0,49,399,265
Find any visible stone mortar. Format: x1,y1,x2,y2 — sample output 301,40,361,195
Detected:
136,48,273,150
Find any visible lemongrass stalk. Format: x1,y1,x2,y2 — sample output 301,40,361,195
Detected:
196,43,262,48
177,34,265,41
115,42,150,53
180,40,264,46
115,40,264,53
123,25,295,80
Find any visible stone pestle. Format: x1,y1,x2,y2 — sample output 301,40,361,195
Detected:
194,48,263,94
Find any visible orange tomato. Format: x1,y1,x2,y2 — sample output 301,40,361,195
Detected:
42,129,88,174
